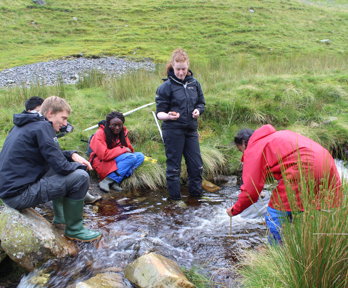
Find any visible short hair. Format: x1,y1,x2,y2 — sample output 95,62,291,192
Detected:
25,96,44,111
234,128,254,146
40,96,72,116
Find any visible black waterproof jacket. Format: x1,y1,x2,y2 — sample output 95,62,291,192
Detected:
156,69,205,130
0,112,83,199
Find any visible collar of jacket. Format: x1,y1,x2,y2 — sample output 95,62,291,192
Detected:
167,69,194,86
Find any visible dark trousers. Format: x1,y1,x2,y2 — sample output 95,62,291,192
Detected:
163,128,203,200
3,169,89,210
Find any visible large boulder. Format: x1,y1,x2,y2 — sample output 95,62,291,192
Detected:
75,272,126,288
125,252,195,288
0,205,77,271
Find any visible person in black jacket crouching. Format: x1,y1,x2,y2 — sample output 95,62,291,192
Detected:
156,48,206,201
0,96,101,242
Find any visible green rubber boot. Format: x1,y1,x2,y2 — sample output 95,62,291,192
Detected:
52,197,65,225
63,198,101,242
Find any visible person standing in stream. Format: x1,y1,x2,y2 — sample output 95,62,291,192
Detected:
155,48,206,201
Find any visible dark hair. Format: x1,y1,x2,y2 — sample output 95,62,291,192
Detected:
25,96,44,111
234,128,254,147
104,111,127,149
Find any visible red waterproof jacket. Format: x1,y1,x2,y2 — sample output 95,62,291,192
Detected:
232,125,342,215
89,125,134,180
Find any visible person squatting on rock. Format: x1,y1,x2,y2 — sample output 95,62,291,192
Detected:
155,48,206,201
0,96,101,242
226,124,342,244
24,96,100,204
89,111,145,192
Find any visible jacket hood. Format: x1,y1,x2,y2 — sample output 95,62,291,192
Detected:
13,112,45,127
248,124,277,146
167,69,194,84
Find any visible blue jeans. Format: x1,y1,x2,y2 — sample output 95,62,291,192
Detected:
265,206,293,245
107,152,144,183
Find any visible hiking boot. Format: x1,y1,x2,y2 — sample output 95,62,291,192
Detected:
98,177,114,193
84,192,102,204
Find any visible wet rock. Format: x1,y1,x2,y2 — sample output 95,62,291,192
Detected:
27,271,50,287
0,245,6,263
75,272,126,288
0,205,77,271
125,252,195,288
202,179,221,192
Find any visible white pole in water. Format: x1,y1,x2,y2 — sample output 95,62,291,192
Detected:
151,111,164,143
83,102,155,131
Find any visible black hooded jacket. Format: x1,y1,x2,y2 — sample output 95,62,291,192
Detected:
155,69,205,130
0,112,83,199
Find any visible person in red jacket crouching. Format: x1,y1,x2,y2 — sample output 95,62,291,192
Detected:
89,111,144,192
226,124,342,244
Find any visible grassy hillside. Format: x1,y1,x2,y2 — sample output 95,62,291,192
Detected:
0,0,347,69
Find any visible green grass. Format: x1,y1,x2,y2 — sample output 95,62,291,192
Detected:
183,266,214,288
1,0,348,69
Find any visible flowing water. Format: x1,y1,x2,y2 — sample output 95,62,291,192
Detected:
17,160,347,288
17,176,270,288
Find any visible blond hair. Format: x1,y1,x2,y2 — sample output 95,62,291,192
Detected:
166,48,190,73
40,96,72,116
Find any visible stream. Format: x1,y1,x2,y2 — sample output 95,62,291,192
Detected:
16,160,347,288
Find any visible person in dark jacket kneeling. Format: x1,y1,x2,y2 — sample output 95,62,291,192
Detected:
0,96,101,242
155,48,206,201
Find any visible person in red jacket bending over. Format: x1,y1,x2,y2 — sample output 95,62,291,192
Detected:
89,111,144,192
226,124,342,244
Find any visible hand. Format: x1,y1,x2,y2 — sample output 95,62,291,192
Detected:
192,109,200,119
168,111,180,120
226,207,233,217
71,153,93,171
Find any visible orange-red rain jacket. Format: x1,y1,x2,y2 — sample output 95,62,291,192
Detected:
232,124,342,215
89,125,134,180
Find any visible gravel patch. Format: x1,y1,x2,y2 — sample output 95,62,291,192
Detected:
0,57,155,88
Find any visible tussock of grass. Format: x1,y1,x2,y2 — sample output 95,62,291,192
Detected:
182,266,214,288
201,145,227,179
121,161,165,191
239,249,284,288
